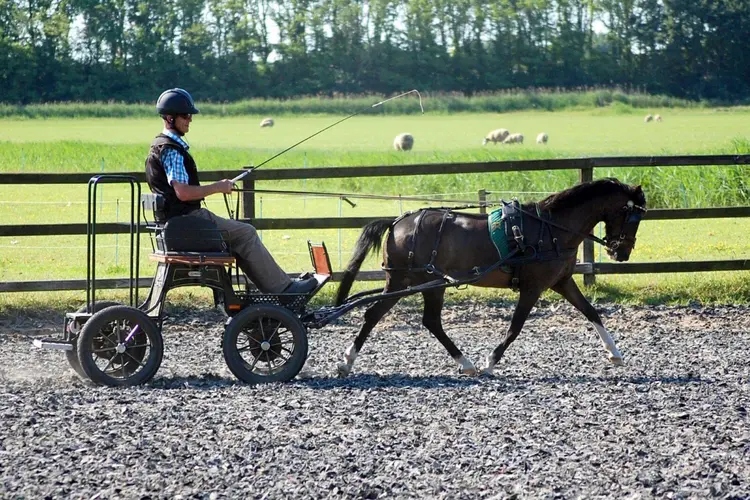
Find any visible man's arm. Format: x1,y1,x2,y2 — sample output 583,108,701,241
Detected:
162,147,233,201
173,180,233,201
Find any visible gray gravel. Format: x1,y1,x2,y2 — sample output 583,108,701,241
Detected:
1,301,749,499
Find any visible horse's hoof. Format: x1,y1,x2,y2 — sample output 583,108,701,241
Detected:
608,355,624,366
480,366,495,377
458,366,478,377
336,363,351,378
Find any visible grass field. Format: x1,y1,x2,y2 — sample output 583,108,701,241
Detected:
1,106,750,310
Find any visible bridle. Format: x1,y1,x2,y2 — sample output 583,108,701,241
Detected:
513,198,647,252
605,200,647,252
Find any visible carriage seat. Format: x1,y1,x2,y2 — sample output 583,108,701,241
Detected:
141,193,234,265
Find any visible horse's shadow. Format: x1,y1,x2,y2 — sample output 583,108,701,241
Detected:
142,372,711,391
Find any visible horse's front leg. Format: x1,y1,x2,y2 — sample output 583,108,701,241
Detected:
482,287,543,376
551,278,623,365
337,296,400,378
421,289,477,376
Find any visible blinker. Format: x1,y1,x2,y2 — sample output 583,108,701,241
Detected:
626,213,642,224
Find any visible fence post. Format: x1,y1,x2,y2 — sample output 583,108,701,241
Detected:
241,170,255,220
579,166,596,286
478,189,488,214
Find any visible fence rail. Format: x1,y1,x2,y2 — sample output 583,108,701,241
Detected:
2,154,749,292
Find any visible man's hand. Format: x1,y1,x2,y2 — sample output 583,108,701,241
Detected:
213,179,234,194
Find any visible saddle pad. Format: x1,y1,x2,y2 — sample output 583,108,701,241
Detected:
488,207,512,273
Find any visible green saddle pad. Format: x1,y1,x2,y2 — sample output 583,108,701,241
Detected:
488,207,512,273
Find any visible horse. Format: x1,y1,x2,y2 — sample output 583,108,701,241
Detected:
334,178,647,377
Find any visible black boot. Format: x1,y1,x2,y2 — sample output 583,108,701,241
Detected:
282,276,318,295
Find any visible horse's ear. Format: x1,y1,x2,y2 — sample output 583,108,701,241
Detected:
635,185,643,194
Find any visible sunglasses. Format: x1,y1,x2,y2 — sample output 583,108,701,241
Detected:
177,113,193,120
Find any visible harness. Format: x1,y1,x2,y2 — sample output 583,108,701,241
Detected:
382,199,646,292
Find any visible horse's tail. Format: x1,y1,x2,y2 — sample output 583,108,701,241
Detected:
335,219,394,306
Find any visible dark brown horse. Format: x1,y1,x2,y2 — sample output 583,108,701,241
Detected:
334,178,646,377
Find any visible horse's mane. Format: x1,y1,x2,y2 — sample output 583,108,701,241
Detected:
538,178,645,211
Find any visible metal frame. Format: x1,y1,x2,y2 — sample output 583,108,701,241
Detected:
86,175,141,309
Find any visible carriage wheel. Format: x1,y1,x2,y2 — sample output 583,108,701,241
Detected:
77,305,163,387
66,301,123,380
223,304,308,384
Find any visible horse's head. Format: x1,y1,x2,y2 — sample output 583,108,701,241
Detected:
603,185,647,261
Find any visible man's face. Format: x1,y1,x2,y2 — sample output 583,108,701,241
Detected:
173,113,193,135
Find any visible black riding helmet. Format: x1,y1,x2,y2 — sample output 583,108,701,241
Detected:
156,88,200,116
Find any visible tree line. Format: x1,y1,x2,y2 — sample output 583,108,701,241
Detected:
1,0,749,104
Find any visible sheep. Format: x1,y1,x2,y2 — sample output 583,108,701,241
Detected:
393,133,414,151
644,114,653,123
503,133,524,144
536,132,548,145
654,114,663,122
482,128,510,145
260,117,274,128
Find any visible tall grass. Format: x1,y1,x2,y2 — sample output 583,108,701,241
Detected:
0,90,711,119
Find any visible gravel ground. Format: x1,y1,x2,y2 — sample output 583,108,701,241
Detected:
1,301,749,499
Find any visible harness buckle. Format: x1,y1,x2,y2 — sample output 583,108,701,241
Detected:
512,225,526,252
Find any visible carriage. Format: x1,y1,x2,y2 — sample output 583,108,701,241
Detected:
33,174,646,386
33,175,332,386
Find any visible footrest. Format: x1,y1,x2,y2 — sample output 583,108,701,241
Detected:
33,338,74,351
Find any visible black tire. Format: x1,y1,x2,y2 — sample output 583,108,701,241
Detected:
66,301,122,380
77,306,163,387
223,305,308,384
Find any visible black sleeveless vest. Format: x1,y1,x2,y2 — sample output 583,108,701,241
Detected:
145,134,203,221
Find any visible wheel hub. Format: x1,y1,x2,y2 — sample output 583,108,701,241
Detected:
245,319,284,362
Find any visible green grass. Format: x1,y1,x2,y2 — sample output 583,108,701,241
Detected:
1,108,749,154
1,108,750,310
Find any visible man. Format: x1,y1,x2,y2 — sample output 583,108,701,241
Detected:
144,88,317,295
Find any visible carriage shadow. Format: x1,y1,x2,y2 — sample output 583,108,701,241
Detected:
147,373,485,391
145,372,711,391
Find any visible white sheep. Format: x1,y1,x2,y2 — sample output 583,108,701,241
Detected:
393,133,414,151
260,117,274,128
503,133,524,144
482,128,510,145
536,132,548,145
644,114,653,123
654,114,663,122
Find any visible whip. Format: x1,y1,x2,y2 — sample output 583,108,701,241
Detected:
229,89,424,183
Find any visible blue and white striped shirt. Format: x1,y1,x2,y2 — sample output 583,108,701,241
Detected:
160,129,191,185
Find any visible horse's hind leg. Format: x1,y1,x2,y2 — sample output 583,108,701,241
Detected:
422,288,477,376
551,278,623,365
337,295,401,378
482,287,543,376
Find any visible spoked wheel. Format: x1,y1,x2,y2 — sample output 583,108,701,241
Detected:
66,301,122,380
223,304,308,384
77,305,163,387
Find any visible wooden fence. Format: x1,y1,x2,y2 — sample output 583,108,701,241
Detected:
2,155,749,292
